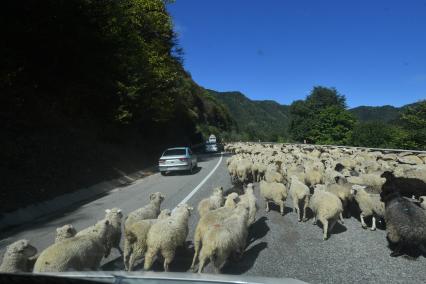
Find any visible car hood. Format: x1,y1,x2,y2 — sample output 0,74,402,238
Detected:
3,271,307,284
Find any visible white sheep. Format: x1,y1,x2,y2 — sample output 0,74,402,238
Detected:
144,204,193,271
265,169,283,183
347,173,386,193
104,208,123,257
190,199,239,271
289,176,310,222
197,204,250,273
34,219,111,272
197,187,224,218
351,185,385,231
323,180,354,224
0,240,38,272
238,183,257,225
123,209,171,271
125,192,165,227
309,189,343,240
55,224,77,243
259,180,288,215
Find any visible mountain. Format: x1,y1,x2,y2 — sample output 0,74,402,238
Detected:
207,90,290,141
349,102,423,123
349,105,401,123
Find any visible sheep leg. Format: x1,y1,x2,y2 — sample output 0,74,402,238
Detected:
143,247,158,271
265,200,270,212
360,213,367,229
197,251,208,273
212,251,228,274
191,232,202,271
390,243,404,257
292,199,300,221
312,215,317,225
322,218,329,240
302,196,309,222
279,201,284,215
123,243,131,271
162,249,175,272
339,212,344,224
371,216,376,231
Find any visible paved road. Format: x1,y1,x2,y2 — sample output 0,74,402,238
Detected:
1,153,426,283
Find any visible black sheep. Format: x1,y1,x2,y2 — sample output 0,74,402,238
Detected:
380,172,426,257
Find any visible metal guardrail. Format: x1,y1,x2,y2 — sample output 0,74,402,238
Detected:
228,141,426,154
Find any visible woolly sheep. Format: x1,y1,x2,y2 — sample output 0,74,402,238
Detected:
289,176,310,222
123,209,171,271
191,205,241,270
380,184,426,257
351,185,385,231
259,180,288,215
238,183,257,225
144,204,193,271
197,187,224,218
224,192,239,208
125,192,165,227
34,219,111,272
347,173,386,193
104,207,123,257
0,240,37,273
55,224,77,243
324,179,354,223
265,169,283,183
309,189,343,240
197,204,250,273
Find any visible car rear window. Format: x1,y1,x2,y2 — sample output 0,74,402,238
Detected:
163,149,186,156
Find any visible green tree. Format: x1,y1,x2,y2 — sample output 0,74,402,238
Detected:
289,86,354,144
398,101,426,150
350,122,409,149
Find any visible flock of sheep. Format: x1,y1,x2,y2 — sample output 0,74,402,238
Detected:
2,142,426,274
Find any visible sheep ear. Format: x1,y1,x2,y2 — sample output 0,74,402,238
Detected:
117,209,122,213
188,206,194,211
150,193,156,200
105,209,111,214
67,226,74,233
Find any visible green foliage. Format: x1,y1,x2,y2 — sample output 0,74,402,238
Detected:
208,90,290,142
289,86,354,144
398,101,426,150
349,105,401,123
1,0,232,145
350,122,408,149
309,106,356,145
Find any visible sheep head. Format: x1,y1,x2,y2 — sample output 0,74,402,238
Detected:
7,240,37,258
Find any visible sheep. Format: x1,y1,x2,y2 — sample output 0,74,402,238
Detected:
350,185,385,231
197,204,250,273
125,192,165,228
309,189,343,240
33,219,111,272
55,224,77,243
197,187,224,218
289,176,310,222
104,208,123,257
304,167,323,188
324,178,354,223
238,183,257,225
224,192,239,208
347,173,386,193
265,169,283,183
190,204,240,271
123,209,171,271
144,204,193,271
259,180,288,215
0,240,38,273
380,182,426,257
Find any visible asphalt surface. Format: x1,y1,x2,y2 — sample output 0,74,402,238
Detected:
1,152,426,283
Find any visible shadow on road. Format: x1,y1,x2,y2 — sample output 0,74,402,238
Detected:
222,242,268,274
248,216,270,245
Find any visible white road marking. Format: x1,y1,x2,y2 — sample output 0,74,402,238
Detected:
176,153,223,208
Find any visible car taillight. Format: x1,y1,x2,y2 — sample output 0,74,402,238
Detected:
179,158,188,162
159,159,165,164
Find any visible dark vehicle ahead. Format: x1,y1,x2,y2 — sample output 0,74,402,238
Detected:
158,147,197,175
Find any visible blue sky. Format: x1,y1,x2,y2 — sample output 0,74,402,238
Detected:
167,0,426,108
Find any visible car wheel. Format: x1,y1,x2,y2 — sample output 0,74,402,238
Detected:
189,164,194,174
161,172,167,176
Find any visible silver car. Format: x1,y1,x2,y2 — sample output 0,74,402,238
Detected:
159,147,198,175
